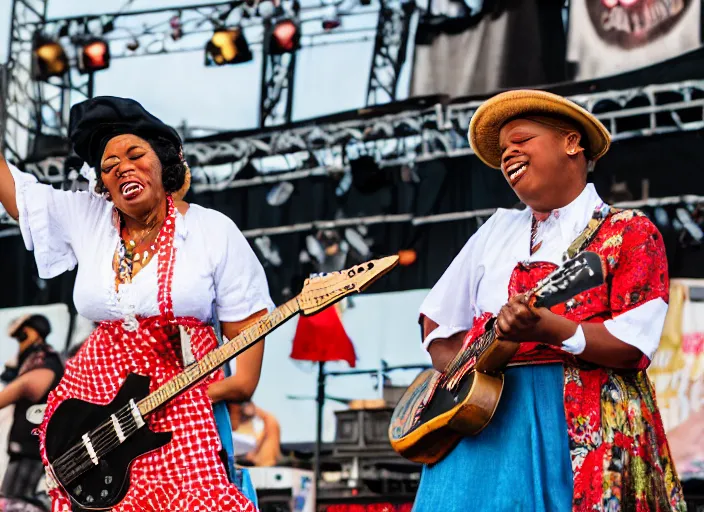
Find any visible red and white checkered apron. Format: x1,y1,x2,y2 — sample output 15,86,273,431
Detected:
38,197,256,512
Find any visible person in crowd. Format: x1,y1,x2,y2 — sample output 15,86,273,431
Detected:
413,89,685,511
0,315,63,512
229,401,282,467
0,96,274,511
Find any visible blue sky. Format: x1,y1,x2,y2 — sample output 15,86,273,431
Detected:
0,0,434,443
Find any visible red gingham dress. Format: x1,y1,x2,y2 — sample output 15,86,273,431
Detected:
37,197,256,512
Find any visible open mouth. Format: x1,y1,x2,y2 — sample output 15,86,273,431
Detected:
505,161,528,187
120,181,145,200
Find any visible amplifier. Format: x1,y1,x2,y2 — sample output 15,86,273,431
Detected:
333,408,394,453
249,467,315,512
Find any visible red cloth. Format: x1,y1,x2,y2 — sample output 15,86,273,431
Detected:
290,306,356,367
38,197,255,512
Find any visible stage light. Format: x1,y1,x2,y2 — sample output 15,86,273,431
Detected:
269,19,300,55
350,155,390,194
78,38,111,74
322,6,341,31
398,249,417,266
205,28,253,66
170,14,183,41
127,39,140,51
32,35,68,81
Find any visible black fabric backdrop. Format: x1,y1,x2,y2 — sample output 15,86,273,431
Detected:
1,128,703,311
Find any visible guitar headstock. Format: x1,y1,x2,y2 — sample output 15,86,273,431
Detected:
532,251,605,309
299,256,400,315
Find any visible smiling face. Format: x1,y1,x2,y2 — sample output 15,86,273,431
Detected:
498,118,587,212
100,134,166,218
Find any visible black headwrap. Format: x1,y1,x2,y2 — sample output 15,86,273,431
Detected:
69,96,182,169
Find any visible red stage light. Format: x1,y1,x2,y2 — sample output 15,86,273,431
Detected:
398,249,417,266
270,19,300,55
79,39,110,74
322,7,341,31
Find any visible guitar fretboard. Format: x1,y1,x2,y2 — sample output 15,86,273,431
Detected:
138,298,300,416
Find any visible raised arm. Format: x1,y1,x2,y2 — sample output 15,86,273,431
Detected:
0,156,19,219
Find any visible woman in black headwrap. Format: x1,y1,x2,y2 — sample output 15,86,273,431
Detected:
0,97,273,511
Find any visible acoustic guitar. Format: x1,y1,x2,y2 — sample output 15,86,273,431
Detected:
43,256,399,511
388,251,604,465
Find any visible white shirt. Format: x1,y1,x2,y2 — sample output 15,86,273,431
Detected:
9,163,274,324
419,183,668,359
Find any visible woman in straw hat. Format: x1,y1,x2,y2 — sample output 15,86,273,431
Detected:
0,97,273,511
415,89,685,511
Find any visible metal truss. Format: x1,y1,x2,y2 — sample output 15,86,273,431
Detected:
14,80,704,191
365,1,413,106
3,0,96,163
182,79,704,191
2,0,396,165
260,22,296,127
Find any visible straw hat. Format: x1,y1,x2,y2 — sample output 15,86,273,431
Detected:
468,89,611,169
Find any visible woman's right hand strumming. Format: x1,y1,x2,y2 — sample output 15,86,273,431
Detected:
0,156,19,220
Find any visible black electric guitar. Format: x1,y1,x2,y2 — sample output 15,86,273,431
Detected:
44,256,399,510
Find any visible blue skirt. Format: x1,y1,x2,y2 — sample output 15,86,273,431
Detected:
412,364,574,512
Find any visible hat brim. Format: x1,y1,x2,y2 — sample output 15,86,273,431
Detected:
7,315,30,337
468,89,611,169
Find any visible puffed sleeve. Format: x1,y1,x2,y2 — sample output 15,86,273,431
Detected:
9,162,100,279
418,212,498,351
212,213,274,322
604,215,670,364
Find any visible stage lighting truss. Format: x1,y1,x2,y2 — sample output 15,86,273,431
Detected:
2,0,90,164
13,78,704,196
2,0,412,162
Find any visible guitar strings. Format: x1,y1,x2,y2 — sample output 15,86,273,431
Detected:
53,406,136,477
439,277,551,389
57,415,142,485
55,330,268,479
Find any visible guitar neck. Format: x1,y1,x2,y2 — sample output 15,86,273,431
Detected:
137,298,301,416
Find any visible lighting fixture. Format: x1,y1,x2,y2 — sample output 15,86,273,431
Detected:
270,19,300,55
31,34,68,81
205,28,253,66
78,38,111,74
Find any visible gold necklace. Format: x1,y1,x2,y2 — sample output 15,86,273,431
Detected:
123,222,160,266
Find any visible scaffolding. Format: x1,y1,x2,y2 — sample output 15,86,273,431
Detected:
2,0,414,161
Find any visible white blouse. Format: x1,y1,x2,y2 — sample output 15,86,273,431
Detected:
9,163,274,324
419,183,668,359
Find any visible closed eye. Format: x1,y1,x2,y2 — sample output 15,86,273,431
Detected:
501,136,534,153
